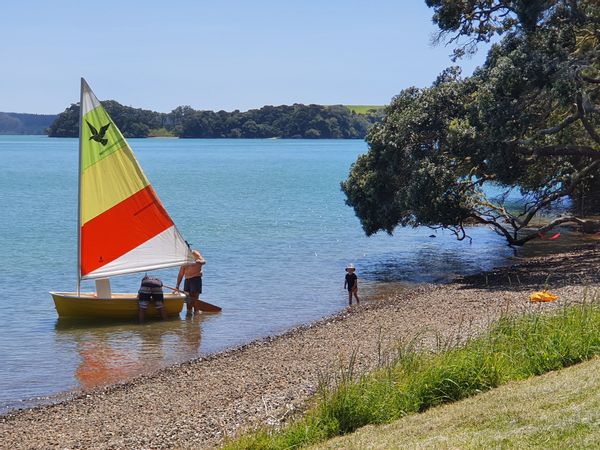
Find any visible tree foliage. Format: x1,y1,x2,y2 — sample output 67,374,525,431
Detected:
343,0,600,245
48,102,382,140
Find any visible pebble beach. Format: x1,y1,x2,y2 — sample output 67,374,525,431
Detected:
1,244,599,450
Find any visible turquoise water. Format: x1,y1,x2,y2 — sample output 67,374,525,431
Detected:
0,136,514,413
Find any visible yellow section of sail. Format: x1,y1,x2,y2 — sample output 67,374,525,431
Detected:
81,146,150,224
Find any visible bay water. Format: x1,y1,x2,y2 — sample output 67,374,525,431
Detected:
0,136,515,413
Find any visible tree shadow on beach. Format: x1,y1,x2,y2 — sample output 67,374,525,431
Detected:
455,243,600,292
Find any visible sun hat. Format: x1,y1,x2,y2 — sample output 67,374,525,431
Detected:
345,263,355,272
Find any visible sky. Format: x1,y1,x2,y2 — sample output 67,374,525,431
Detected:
0,1,491,114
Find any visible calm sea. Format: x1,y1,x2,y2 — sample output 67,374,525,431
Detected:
0,136,515,413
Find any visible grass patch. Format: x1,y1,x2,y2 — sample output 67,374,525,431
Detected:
344,105,385,114
223,299,600,449
148,127,176,137
315,356,600,449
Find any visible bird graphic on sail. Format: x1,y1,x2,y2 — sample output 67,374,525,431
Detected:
86,120,111,146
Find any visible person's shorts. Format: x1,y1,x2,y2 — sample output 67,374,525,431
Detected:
138,287,164,309
184,276,202,305
184,276,202,294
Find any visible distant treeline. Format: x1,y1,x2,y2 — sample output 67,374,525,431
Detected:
47,101,383,139
0,112,57,135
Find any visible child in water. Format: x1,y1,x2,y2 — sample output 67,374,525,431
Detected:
344,263,360,306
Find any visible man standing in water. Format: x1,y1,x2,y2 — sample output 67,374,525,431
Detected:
176,249,206,316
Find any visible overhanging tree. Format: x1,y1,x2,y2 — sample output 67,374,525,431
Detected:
342,0,600,245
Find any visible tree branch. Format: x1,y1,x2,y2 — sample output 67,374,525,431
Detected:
518,159,600,228
581,75,600,84
581,116,600,144
511,215,600,246
577,92,600,144
517,108,581,146
516,92,600,153
470,212,600,247
468,213,518,244
533,145,600,158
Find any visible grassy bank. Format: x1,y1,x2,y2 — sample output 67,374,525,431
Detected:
344,105,384,114
224,298,600,449
315,356,600,449
148,127,176,137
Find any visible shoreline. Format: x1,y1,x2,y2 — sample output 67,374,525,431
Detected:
2,244,599,449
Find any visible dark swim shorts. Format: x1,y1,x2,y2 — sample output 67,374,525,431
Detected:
138,287,164,309
184,276,202,294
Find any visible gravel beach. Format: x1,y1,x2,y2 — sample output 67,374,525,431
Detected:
2,244,599,450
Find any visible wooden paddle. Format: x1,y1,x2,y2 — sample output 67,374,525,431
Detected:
162,284,222,312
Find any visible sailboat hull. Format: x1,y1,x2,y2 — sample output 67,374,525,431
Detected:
50,292,185,319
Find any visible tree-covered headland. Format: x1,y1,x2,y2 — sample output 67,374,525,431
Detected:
48,103,383,139
342,0,600,246
0,112,56,134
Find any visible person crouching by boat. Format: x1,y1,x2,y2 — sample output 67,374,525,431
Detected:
176,249,206,316
138,275,167,323
344,263,360,306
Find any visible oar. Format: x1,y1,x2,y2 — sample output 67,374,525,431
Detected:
162,284,222,312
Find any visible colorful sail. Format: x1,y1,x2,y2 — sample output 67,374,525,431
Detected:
79,78,192,279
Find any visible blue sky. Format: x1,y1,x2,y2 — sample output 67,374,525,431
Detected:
1,1,490,114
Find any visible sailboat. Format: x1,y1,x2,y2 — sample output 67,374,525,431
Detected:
50,78,192,319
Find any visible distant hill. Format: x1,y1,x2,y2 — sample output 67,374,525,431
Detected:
0,112,57,135
48,102,384,139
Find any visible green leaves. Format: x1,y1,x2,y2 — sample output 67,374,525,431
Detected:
342,0,600,245
49,102,381,139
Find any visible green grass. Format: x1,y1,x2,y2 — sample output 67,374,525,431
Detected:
344,105,385,114
315,356,600,449
147,127,176,137
223,298,600,449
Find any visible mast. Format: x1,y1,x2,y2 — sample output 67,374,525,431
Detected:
76,78,84,295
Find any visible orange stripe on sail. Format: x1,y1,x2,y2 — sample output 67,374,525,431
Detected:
81,185,173,276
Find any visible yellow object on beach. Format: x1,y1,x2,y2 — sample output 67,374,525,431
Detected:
530,291,559,302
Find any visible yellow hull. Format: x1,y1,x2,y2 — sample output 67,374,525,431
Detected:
50,292,185,319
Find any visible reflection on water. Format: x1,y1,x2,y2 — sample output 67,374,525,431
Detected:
55,316,205,390
76,341,140,390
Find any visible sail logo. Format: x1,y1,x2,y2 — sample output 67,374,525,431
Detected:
86,121,111,146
